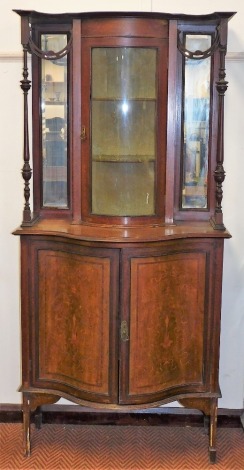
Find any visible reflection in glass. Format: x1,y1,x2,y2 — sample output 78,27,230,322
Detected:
181,35,211,209
91,47,157,216
41,34,68,207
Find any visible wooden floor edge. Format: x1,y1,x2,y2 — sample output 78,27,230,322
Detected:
0,404,243,428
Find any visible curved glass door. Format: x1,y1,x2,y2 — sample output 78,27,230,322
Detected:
91,47,157,216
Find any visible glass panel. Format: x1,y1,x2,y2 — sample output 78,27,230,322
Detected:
181,35,211,209
41,34,68,207
91,47,157,216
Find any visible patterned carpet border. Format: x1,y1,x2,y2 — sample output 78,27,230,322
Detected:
0,423,244,470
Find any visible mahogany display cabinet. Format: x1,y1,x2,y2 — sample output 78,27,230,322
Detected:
13,10,235,462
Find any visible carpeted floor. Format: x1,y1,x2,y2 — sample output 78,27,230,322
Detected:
0,423,244,469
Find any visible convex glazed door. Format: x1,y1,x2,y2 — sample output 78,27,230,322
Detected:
79,24,168,225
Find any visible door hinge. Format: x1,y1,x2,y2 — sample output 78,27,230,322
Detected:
80,125,87,141
120,320,129,342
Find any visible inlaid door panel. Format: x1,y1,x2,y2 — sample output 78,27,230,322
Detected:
120,242,212,404
30,240,119,404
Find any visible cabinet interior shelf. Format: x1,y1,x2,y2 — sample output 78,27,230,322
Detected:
93,155,155,163
92,97,156,102
45,101,66,105
44,81,65,85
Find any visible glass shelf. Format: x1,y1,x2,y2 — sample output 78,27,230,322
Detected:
92,155,155,163
45,101,66,106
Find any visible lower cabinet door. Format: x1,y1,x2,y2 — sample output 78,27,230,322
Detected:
119,239,222,405
29,239,119,404
25,236,222,408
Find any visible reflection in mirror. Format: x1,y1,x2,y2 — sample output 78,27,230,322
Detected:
41,34,68,208
181,35,211,209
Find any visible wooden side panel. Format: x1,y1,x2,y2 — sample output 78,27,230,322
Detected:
120,242,212,404
31,240,119,403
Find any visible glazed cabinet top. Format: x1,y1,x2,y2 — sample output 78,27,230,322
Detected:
14,10,235,239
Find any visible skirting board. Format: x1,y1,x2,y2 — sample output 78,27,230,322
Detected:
0,404,243,428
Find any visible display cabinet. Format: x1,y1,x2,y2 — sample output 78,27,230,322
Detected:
14,10,235,462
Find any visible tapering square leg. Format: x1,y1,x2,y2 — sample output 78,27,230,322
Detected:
23,394,31,457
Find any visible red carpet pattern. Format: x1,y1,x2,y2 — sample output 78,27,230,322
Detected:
0,423,244,469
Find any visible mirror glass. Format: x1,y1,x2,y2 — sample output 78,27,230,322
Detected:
41,34,68,208
181,35,211,209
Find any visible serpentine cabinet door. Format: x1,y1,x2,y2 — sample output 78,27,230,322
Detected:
119,238,223,405
27,238,120,405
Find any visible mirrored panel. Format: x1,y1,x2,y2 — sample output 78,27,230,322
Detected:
181,35,211,209
41,34,68,207
91,47,157,216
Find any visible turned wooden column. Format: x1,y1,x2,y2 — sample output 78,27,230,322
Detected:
211,23,229,230
20,16,33,226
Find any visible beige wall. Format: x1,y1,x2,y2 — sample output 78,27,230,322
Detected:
0,0,243,408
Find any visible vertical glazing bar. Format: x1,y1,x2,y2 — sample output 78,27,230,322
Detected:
72,19,82,222
165,20,177,224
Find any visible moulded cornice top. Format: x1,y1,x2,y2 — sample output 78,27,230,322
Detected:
13,10,236,23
